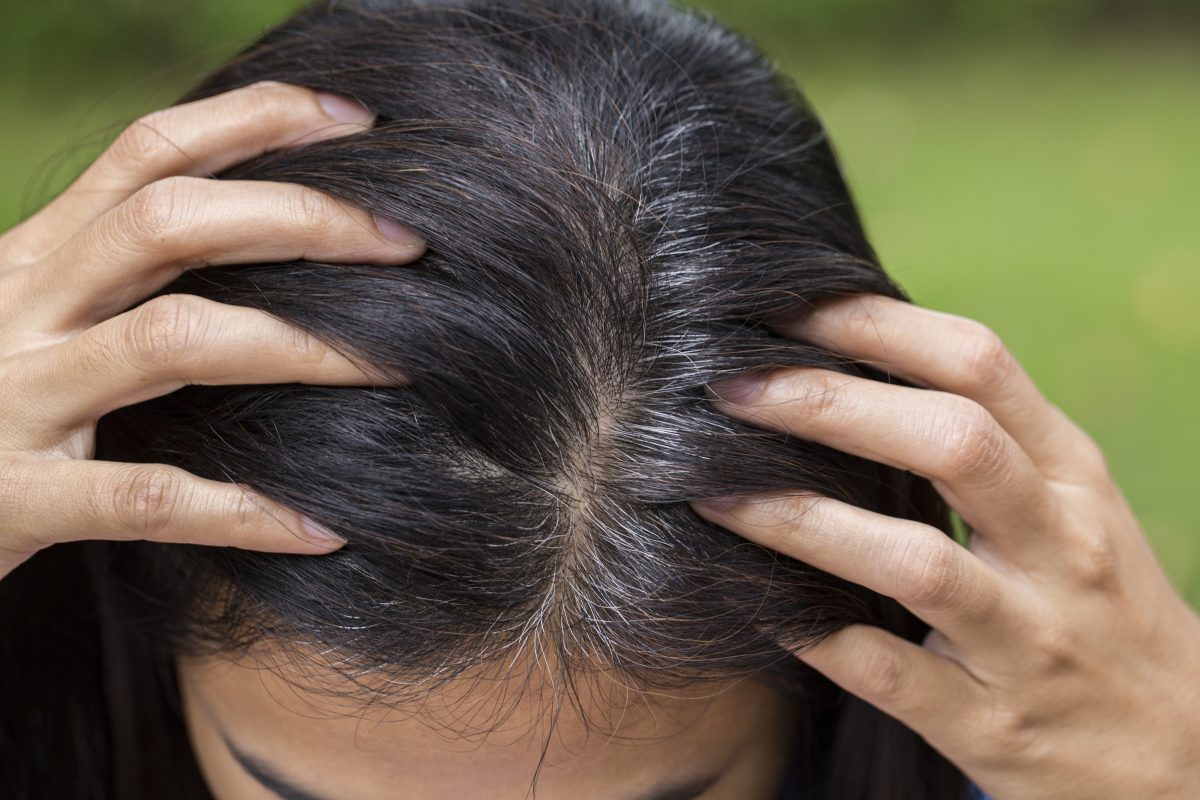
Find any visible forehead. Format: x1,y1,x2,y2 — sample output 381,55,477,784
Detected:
178,650,800,799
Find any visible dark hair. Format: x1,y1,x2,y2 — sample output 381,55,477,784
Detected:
1,0,971,797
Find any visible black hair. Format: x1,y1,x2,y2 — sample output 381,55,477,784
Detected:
1,1,971,797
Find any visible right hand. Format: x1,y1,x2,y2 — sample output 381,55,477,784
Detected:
0,80,425,581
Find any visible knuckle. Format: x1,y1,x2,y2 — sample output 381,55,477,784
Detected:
940,399,1008,482
108,465,185,539
1027,616,1079,675
120,176,201,244
897,538,964,611
125,293,208,369
1069,531,1120,592
281,320,329,367
289,185,344,232
857,645,909,704
238,80,304,117
976,702,1042,765
792,370,847,418
231,486,266,533
836,294,887,338
955,321,1015,394
109,109,176,172
756,493,823,542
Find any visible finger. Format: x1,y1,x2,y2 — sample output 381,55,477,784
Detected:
5,294,405,438
0,457,345,581
16,177,423,330
769,294,1109,485
690,492,1014,650
793,623,985,749
705,367,1060,556
2,81,377,265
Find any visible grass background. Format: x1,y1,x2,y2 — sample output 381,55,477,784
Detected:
2,1,1196,606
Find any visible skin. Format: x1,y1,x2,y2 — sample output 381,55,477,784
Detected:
176,650,800,800
693,295,1200,798
2,81,1199,798
0,81,424,580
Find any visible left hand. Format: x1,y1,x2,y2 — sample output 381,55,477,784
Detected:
690,293,1200,800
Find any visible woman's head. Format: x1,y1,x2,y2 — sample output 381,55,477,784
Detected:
86,0,967,796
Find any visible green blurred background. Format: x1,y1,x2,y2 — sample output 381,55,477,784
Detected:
2,1,1197,606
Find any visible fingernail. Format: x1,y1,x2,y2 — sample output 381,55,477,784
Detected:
299,515,346,548
372,214,425,250
693,495,742,515
317,92,376,125
707,370,767,405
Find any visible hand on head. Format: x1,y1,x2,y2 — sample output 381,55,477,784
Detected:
0,82,423,579
693,294,1200,799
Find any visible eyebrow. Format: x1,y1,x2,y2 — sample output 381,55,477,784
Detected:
224,736,325,800
221,732,724,800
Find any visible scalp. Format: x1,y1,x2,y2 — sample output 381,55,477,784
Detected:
99,0,928,707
